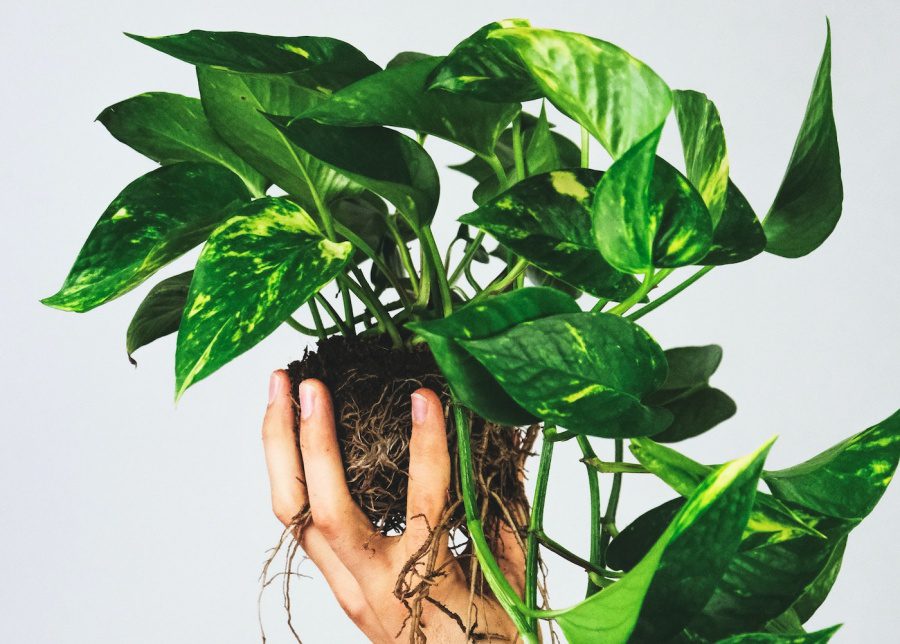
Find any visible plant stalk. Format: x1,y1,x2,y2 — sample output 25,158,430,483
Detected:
628,265,715,321
449,231,486,286
342,276,403,347
333,221,413,309
576,435,603,596
599,439,625,566
526,426,555,627
419,226,453,317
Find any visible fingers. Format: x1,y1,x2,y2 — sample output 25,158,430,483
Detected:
298,379,376,568
405,389,451,545
262,370,307,526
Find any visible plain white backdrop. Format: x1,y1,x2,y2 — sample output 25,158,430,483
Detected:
2,1,898,641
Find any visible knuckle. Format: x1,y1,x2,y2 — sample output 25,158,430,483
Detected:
336,595,369,623
310,507,341,536
272,498,298,526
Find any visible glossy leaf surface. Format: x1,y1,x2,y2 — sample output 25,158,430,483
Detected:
460,312,671,437
556,440,771,643
763,22,842,258
459,169,638,299
491,27,671,158
42,163,251,312
593,128,713,273
97,92,267,195
175,198,352,397
715,625,841,643
268,116,439,228
301,56,520,155
126,271,192,365
407,287,579,425
704,181,767,265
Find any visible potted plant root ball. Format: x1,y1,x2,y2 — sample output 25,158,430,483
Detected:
44,17,899,644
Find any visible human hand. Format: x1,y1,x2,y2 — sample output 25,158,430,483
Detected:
262,370,523,642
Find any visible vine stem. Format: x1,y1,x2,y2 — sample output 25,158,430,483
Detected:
386,216,420,296
469,258,528,305
576,435,603,596
482,153,509,190
287,300,404,337
315,293,350,336
333,221,413,309
526,426,555,628
606,268,656,315
599,439,625,566
418,226,453,317
453,406,538,642
627,265,715,321
449,231,486,286
342,276,402,347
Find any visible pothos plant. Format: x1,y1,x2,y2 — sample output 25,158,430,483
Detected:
43,17,898,644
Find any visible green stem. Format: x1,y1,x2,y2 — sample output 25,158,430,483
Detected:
286,315,320,338
526,426,555,626
288,300,405,337
580,126,590,168
449,231,486,286
627,265,715,322
607,268,656,316
599,439,624,566
470,258,528,304
315,293,351,336
583,459,649,474
533,531,613,578
386,216,420,296
308,300,326,338
419,226,453,317
333,221,413,309
342,276,403,347
512,115,526,183
453,406,536,641
576,435,603,597
482,153,509,190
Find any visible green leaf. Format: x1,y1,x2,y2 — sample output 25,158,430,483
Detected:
630,439,823,546
300,56,520,156
524,105,561,175
490,27,671,159
763,409,900,519
593,128,713,274
459,312,671,437
126,271,192,365
714,625,841,643
763,21,842,258
126,30,379,85
197,67,360,209
408,287,580,425
459,169,638,299
268,116,439,228
175,197,352,398
607,497,685,572
672,90,765,265
426,19,541,102
97,92,268,196
643,345,736,442
555,439,772,643
783,536,846,623
526,265,582,299
42,162,251,312
386,51,432,69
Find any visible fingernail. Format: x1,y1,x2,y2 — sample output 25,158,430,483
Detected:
299,381,316,421
268,372,281,405
411,393,428,424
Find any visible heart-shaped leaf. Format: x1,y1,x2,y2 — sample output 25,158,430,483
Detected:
42,162,251,312
300,56,520,156
763,409,900,520
268,116,440,228
407,287,579,425
459,312,671,437
763,21,842,258
426,19,541,102
197,67,361,209
97,92,268,196
175,197,353,398
555,439,772,643
704,180,768,265
593,127,714,273
126,271,192,365
489,27,671,159
460,169,639,300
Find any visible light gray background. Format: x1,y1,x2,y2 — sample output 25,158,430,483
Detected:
2,1,897,642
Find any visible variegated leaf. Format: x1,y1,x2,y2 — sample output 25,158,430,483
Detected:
593,127,713,274
459,312,671,437
175,197,352,398
42,162,251,312
126,271,192,365
556,440,772,643
268,116,440,228
300,56,520,156
460,169,638,300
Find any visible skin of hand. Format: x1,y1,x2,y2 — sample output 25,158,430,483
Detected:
262,370,524,642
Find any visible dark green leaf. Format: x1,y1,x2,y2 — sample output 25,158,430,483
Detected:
652,388,737,443
763,409,900,519
126,30,379,86
704,181,767,265
763,21,842,258
97,92,267,195
525,265,582,299
523,104,560,175
426,19,541,102
268,116,440,228
556,439,772,643
490,27,671,158
300,56,520,155
607,497,685,571
460,169,638,299
459,312,671,437
175,197,352,397
715,625,841,643
197,67,361,209
593,128,713,273
126,271,192,365
385,51,432,69
329,193,389,254
657,345,723,391
42,163,251,312
407,287,580,425
785,537,846,623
